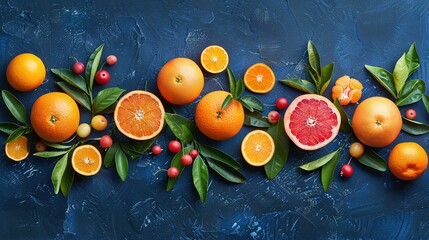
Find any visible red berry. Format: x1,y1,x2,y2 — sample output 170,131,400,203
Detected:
72,62,85,74
168,140,181,153
152,145,162,155
267,110,280,124
180,154,193,166
100,135,113,148
405,109,416,120
106,55,118,65
167,167,179,178
276,97,288,110
189,149,199,159
340,164,353,177
95,70,110,85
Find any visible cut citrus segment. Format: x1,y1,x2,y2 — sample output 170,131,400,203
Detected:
284,94,341,151
243,63,276,93
200,45,229,74
71,144,102,176
331,75,363,105
114,90,165,140
5,136,29,161
241,130,275,166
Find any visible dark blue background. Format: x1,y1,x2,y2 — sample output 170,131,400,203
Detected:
1,0,429,239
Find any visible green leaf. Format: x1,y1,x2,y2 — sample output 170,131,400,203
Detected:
280,78,317,94
422,95,429,114
60,157,75,197
34,150,68,158
51,152,70,194
393,54,409,95
396,79,425,106
166,145,193,191
221,95,233,109
227,67,236,95
401,117,429,135
364,65,396,98
358,147,387,172
115,147,128,181
206,157,245,183
299,150,339,171
56,82,92,111
333,99,352,132
244,110,270,128
120,137,156,160
104,142,120,168
51,68,88,94
198,144,241,170
165,113,196,145
5,126,26,143
85,44,104,91
93,87,125,114
234,78,245,99
264,118,289,180
45,142,72,150
192,155,209,203
405,43,420,76
306,65,319,86
0,122,20,135
307,40,321,77
321,151,340,192
1,90,27,124
238,95,264,112
319,63,334,95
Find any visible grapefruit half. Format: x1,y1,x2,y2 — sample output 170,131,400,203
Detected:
284,94,341,151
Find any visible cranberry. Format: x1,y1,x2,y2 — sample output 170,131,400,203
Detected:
189,149,199,159
340,164,353,177
180,154,193,166
276,97,288,110
168,140,181,153
95,70,110,85
72,62,85,74
100,135,113,148
267,110,280,124
405,109,416,120
152,145,163,155
167,167,179,178
106,55,118,65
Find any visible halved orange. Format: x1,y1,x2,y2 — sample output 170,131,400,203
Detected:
243,63,276,93
200,45,229,74
241,130,275,166
71,144,102,176
114,90,165,140
5,136,29,161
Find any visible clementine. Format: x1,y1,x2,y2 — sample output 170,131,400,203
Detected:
157,57,204,105
30,92,80,143
7,53,46,92
388,142,428,180
331,75,363,105
195,91,244,140
351,96,402,148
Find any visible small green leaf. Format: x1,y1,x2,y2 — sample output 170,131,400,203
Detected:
56,82,92,111
0,122,20,135
115,148,128,181
365,65,396,98
234,78,245,99
239,95,264,112
264,118,289,180
206,157,245,183
422,94,429,114
405,43,420,76
104,142,120,168
51,152,70,194
166,145,193,191
299,150,339,171
120,138,156,160
93,87,125,114
165,113,196,145
1,90,27,124
60,157,75,197
357,147,387,172
85,44,104,91
319,63,334,95
221,95,233,109
34,150,68,158
5,126,26,143
45,142,72,150
244,110,270,128
280,78,317,94
401,117,429,135
51,68,88,94
333,99,352,132
306,65,319,86
227,67,236,95
321,151,340,192
307,40,321,77
393,54,409,95
396,79,425,106
192,155,209,203
198,144,241,170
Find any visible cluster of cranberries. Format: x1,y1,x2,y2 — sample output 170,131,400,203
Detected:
72,54,118,85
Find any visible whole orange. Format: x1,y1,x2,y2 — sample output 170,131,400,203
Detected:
195,90,244,140
157,57,204,105
7,53,46,92
351,96,402,148
388,142,428,180
31,92,80,143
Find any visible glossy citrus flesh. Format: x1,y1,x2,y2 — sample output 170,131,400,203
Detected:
284,94,341,151
30,92,80,143
200,45,229,73
243,63,275,93
331,75,363,105
352,96,402,148
5,136,29,161
241,130,275,166
157,57,204,105
71,144,102,176
114,90,165,140
388,142,428,180
6,53,46,92
195,90,244,140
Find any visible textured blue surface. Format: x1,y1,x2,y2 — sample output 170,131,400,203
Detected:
1,0,429,239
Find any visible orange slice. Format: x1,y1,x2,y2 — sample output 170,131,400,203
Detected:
331,75,363,105
114,90,165,140
5,136,29,161
200,45,229,74
71,144,102,176
241,130,275,166
243,63,276,93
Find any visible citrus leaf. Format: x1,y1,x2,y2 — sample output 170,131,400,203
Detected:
198,144,241,170
422,94,429,114
265,118,289,180
333,99,352,132
45,142,72,150
306,65,319,86
319,62,334,95
321,151,340,192
165,113,196,145
5,126,26,143
221,95,233,109
299,150,339,171
365,65,396,98
51,68,88,93
51,152,70,194
60,156,75,197
401,117,429,135
393,53,409,95
405,43,420,76
0,122,20,135
1,90,27,124
192,155,209,203
166,145,193,191
244,110,270,128
104,142,120,168
396,79,425,106
227,67,236,95
93,87,125,114
34,150,68,158
120,137,156,160
56,81,92,111
115,147,128,181
239,95,264,112
307,40,321,77
357,147,387,172
206,157,245,183
280,78,317,94
85,44,104,91
234,78,245,99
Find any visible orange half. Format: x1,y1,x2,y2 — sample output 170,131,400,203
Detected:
200,45,229,74
71,144,102,176
5,136,29,161
243,63,276,93
241,130,275,166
